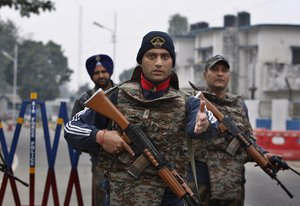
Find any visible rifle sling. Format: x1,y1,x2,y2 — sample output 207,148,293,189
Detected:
181,89,201,201
186,134,200,200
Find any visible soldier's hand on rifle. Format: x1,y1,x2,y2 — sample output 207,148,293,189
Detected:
264,153,286,171
194,96,209,134
266,153,290,170
96,130,135,156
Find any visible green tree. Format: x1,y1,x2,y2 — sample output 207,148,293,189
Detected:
4,40,73,100
0,0,55,17
0,19,18,53
168,14,188,36
0,18,18,93
119,67,134,82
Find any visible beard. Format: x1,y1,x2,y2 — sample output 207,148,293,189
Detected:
94,77,110,89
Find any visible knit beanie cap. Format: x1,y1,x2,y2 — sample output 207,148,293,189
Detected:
136,31,176,67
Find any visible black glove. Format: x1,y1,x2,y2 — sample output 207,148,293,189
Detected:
269,155,289,170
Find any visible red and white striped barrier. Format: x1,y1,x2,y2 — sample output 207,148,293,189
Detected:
254,129,300,160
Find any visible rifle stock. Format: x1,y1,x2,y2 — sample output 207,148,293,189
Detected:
85,89,131,143
85,88,129,130
84,88,201,206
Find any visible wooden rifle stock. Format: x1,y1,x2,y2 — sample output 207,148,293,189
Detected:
158,168,190,199
84,88,131,143
85,88,129,130
246,145,269,169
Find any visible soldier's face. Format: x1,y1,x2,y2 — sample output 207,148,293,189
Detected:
92,65,111,88
203,63,230,92
141,48,173,84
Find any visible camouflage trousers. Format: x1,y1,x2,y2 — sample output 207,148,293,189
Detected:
92,164,107,206
188,182,245,206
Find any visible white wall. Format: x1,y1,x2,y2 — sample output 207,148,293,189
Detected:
245,99,260,128
271,99,289,130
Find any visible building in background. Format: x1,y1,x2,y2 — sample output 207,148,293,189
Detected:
174,11,300,130
0,68,21,121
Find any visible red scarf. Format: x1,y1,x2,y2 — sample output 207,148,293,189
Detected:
140,73,170,92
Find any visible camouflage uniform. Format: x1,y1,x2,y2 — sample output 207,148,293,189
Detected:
65,31,218,205
190,91,252,205
97,80,189,206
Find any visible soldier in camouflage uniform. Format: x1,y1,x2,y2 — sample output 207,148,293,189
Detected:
187,55,278,206
70,54,115,206
64,31,218,206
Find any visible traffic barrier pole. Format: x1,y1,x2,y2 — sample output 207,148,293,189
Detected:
29,92,37,205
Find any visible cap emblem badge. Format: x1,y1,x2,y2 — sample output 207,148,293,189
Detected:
151,37,165,47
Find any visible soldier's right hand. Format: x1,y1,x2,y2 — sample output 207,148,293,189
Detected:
194,96,209,134
96,130,135,156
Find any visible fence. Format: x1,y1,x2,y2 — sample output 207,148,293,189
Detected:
0,93,85,206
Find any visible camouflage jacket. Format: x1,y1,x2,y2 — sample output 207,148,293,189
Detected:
98,81,189,175
193,91,252,200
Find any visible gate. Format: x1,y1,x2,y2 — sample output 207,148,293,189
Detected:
0,93,86,205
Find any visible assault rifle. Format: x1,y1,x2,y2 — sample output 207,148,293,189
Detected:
0,151,28,187
195,91,299,199
84,88,202,206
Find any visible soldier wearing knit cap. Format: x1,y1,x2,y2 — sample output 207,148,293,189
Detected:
70,53,115,206
136,31,176,67
131,31,179,100
65,31,218,206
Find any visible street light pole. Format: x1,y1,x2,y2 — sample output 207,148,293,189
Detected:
2,44,18,120
93,13,117,82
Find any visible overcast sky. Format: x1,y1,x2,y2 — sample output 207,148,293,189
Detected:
1,0,299,92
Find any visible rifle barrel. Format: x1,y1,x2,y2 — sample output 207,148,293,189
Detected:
288,166,300,176
274,176,293,198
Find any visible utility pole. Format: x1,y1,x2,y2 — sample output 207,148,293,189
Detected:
78,5,83,87
93,13,117,82
2,44,18,120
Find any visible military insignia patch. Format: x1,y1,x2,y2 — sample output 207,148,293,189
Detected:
150,36,165,47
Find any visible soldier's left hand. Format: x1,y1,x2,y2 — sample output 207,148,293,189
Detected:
194,97,209,134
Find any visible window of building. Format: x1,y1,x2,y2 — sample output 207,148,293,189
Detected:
196,46,212,63
291,46,300,64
